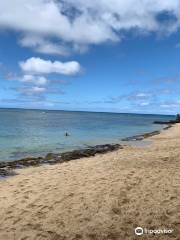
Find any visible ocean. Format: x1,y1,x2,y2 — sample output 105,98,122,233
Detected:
0,108,174,162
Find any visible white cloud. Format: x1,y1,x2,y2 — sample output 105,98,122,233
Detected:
32,86,46,93
0,0,180,54
135,93,150,98
161,100,180,108
19,57,81,75
128,91,152,101
36,42,68,56
18,86,46,95
139,102,150,106
21,74,48,85
19,35,69,56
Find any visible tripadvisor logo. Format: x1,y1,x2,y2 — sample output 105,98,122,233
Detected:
135,227,143,236
135,227,174,236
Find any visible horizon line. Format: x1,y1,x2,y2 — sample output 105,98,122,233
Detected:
0,106,175,116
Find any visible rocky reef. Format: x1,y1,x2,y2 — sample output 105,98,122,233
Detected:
0,122,174,177
0,169,17,178
153,114,180,125
0,144,122,177
121,130,160,141
121,125,172,141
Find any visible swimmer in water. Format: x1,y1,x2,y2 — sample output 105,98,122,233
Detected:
65,132,70,136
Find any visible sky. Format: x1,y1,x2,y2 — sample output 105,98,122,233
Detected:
0,0,180,114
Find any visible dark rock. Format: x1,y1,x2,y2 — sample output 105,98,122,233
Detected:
122,130,160,141
0,157,44,170
176,114,180,122
59,144,121,161
0,162,8,168
163,125,172,130
143,131,160,138
0,143,122,174
154,114,180,125
0,169,17,177
122,135,144,141
45,153,57,160
154,120,175,124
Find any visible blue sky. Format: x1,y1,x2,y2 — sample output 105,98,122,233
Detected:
0,0,180,114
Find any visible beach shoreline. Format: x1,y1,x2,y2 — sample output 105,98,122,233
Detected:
0,123,180,239
0,124,172,177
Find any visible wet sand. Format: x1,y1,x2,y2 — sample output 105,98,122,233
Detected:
0,124,180,240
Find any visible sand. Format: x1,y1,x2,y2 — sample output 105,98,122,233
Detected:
0,124,180,240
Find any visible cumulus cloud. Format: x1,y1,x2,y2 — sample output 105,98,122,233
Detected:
21,74,48,85
19,57,81,75
0,0,180,54
19,35,69,56
17,86,46,95
3,57,77,99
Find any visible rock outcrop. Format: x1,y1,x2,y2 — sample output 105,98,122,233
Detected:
122,130,160,141
153,114,180,125
0,144,122,177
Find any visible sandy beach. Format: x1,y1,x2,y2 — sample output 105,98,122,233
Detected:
0,124,180,240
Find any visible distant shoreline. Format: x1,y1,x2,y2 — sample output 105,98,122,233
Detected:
0,123,172,177
0,107,175,117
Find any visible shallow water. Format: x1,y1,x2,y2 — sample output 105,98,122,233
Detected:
0,108,173,161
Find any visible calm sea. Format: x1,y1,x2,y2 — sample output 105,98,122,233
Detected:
0,108,173,161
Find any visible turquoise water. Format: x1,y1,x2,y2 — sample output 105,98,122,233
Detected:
0,108,174,161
